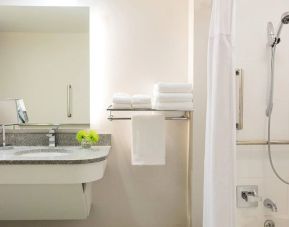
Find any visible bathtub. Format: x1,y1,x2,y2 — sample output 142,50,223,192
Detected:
271,217,289,227
238,216,289,227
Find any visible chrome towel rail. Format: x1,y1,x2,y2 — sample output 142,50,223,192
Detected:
107,116,189,121
107,105,191,121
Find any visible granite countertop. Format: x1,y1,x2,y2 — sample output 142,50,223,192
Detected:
0,146,111,165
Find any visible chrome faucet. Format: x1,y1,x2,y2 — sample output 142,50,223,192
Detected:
46,128,57,147
264,198,278,212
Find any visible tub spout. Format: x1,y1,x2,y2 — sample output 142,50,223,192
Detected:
263,198,278,212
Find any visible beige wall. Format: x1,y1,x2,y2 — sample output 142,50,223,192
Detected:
0,32,89,124
0,1,190,227
91,0,189,226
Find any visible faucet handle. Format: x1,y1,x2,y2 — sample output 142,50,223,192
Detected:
264,198,278,212
241,190,262,202
247,193,262,203
237,185,260,208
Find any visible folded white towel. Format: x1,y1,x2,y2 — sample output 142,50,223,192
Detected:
132,103,152,109
154,83,192,93
112,103,132,109
112,93,131,104
153,92,193,103
131,114,165,165
132,94,151,104
152,102,194,111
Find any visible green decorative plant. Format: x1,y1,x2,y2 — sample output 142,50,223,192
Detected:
76,130,99,148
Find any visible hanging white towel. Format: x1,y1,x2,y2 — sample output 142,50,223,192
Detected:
131,114,165,165
154,83,192,93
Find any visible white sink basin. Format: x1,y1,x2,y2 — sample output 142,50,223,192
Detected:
0,146,111,184
16,148,69,158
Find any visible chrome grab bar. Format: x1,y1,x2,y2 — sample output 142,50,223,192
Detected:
67,84,72,118
236,69,244,130
237,140,289,145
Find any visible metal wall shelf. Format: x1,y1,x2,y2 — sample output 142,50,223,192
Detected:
107,105,192,121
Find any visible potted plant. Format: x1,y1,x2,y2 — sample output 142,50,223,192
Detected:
76,130,99,149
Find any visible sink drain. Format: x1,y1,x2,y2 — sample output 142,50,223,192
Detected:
264,220,275,227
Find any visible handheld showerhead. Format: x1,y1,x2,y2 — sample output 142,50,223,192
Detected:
276,12,289,42
281,12,289,24
267,12,289,116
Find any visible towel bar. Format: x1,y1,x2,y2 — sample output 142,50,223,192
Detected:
107,105,191,121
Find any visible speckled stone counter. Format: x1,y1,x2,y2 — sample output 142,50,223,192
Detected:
0,129,111,165
0,129,111,146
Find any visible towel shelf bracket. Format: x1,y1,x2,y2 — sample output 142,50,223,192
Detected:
107,105,191,121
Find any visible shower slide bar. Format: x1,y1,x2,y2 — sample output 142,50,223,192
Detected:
237,140,289,145
107,105,191,121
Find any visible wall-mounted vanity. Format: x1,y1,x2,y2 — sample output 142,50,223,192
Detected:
0,5,111,220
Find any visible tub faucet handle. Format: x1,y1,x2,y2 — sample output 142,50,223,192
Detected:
264,198,278,212
241,190,262,202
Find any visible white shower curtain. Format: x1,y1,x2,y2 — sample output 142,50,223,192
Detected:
203,0,236,227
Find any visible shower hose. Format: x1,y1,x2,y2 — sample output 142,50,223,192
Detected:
267,46,289,185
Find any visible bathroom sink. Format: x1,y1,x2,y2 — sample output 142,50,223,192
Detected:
15,148,69,158
0,146,111,184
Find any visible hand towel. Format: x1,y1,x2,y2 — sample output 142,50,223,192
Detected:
132,103,152,109
153,92,193,103
112,103,132,109
132,94,151,104
152,102,194,111
131,114,165,165
112,93,131,104
154,83,193,93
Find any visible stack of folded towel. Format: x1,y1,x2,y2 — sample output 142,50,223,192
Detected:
152,83,193,110
132,95,151,109
112,93,132,109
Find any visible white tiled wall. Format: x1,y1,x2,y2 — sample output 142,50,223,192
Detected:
236,0,289,225
237,145,289,226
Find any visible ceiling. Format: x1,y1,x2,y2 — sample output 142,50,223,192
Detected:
0,6,89,33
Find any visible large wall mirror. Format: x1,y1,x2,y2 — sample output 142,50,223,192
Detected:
0,6,90,124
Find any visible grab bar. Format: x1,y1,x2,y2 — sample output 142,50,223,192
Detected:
237,140,289,145
236,69,244,130
67,84,72,118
